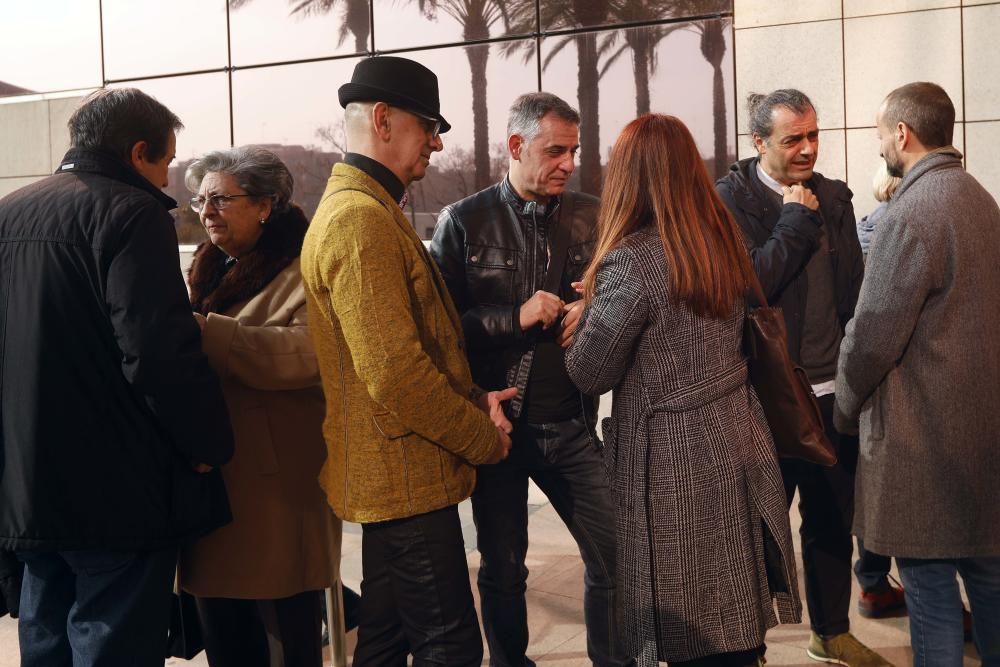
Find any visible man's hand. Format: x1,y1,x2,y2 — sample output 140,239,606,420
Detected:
476,386,517,434
557,300,585,348
193,463,213,473
519,290,565,331
481,426,512,465
782,184,819,211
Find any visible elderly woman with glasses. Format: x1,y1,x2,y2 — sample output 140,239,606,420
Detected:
178,145,340,667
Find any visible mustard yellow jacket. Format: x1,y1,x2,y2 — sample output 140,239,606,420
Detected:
301,162,496,523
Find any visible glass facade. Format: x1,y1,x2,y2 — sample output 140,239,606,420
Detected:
0,0,734,241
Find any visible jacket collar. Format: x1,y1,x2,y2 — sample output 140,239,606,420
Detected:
343,152,405,205
894,146,964,201
499,174,560,220
56,148,177,210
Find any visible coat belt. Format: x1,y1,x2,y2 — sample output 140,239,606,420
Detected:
648,361,748,414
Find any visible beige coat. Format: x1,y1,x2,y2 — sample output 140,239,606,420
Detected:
180,259,341,599
301,163,496,524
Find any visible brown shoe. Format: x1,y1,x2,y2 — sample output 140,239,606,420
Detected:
807,631,893,666
857,580,907,619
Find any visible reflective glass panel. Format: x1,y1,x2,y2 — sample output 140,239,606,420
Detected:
0,1,102,96
540,18,735,192
372,0,533,51
102,0,228,81
539,0,731,32
230,0,370,66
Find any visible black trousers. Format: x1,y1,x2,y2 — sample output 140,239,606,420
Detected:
354,504,482,667
473,414,630,667
195,590,323,667
855,539,893,593
779,393,857,637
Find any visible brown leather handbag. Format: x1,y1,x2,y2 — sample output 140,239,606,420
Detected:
744,273,837,466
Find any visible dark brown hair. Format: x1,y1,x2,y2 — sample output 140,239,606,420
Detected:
881,82,955,149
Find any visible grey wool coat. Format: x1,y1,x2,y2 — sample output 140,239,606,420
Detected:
836,149,1000,559
566,227,801,665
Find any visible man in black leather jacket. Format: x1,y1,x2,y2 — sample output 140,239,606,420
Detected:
716,89,890,667
430,93,630,667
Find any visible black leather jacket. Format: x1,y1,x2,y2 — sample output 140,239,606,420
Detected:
429,179,599,417
716,157,864,361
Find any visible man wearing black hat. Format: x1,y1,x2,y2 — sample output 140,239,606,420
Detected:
301,56,516,666
430,92,631,667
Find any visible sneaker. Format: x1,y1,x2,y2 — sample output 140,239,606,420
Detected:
857,579,907,618
807,631,893,666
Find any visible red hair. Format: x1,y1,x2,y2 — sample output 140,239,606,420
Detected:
582,114,754,319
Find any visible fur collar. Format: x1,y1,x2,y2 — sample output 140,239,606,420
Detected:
189,204,309,315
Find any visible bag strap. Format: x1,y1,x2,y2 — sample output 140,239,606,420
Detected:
746,265,769,309
542,193,575,295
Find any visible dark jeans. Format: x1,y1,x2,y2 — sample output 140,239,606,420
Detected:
195,590,323,667
779,393,857,637
473,413,630,667
855,539,893,593
17,548,176,667
897,556,1000,667
354,504,482,667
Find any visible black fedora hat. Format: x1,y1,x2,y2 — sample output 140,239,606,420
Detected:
338,56,451,134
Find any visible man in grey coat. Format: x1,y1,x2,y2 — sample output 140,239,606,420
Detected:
836,81,1000,665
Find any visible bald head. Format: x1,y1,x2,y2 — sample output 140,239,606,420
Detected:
344,101,377,153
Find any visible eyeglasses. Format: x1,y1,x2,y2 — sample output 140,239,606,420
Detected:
190,193,253,213
392,106,441,139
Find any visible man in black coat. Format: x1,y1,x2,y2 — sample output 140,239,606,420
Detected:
429,92,630,667
715,89,890,666
0,88,234,666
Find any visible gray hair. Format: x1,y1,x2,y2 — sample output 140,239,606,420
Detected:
69,88,183,162
881,81,954,149
506,92,580,142
184,146,294,212
746,89,816,141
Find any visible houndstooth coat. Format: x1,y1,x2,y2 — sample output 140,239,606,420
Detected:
566,228,801,664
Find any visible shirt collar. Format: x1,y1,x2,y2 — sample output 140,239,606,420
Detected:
343,152,406,206
755,160,786,197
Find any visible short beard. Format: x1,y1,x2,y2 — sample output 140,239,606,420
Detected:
885,157,904,179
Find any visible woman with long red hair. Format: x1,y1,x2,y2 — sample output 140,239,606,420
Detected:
566,114,801,666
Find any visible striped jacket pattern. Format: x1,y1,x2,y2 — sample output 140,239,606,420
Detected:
566,227,801,664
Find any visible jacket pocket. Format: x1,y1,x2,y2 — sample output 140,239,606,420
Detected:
372,411,414,439
566,241,595,273
233,409,279,475
466,244,517,305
